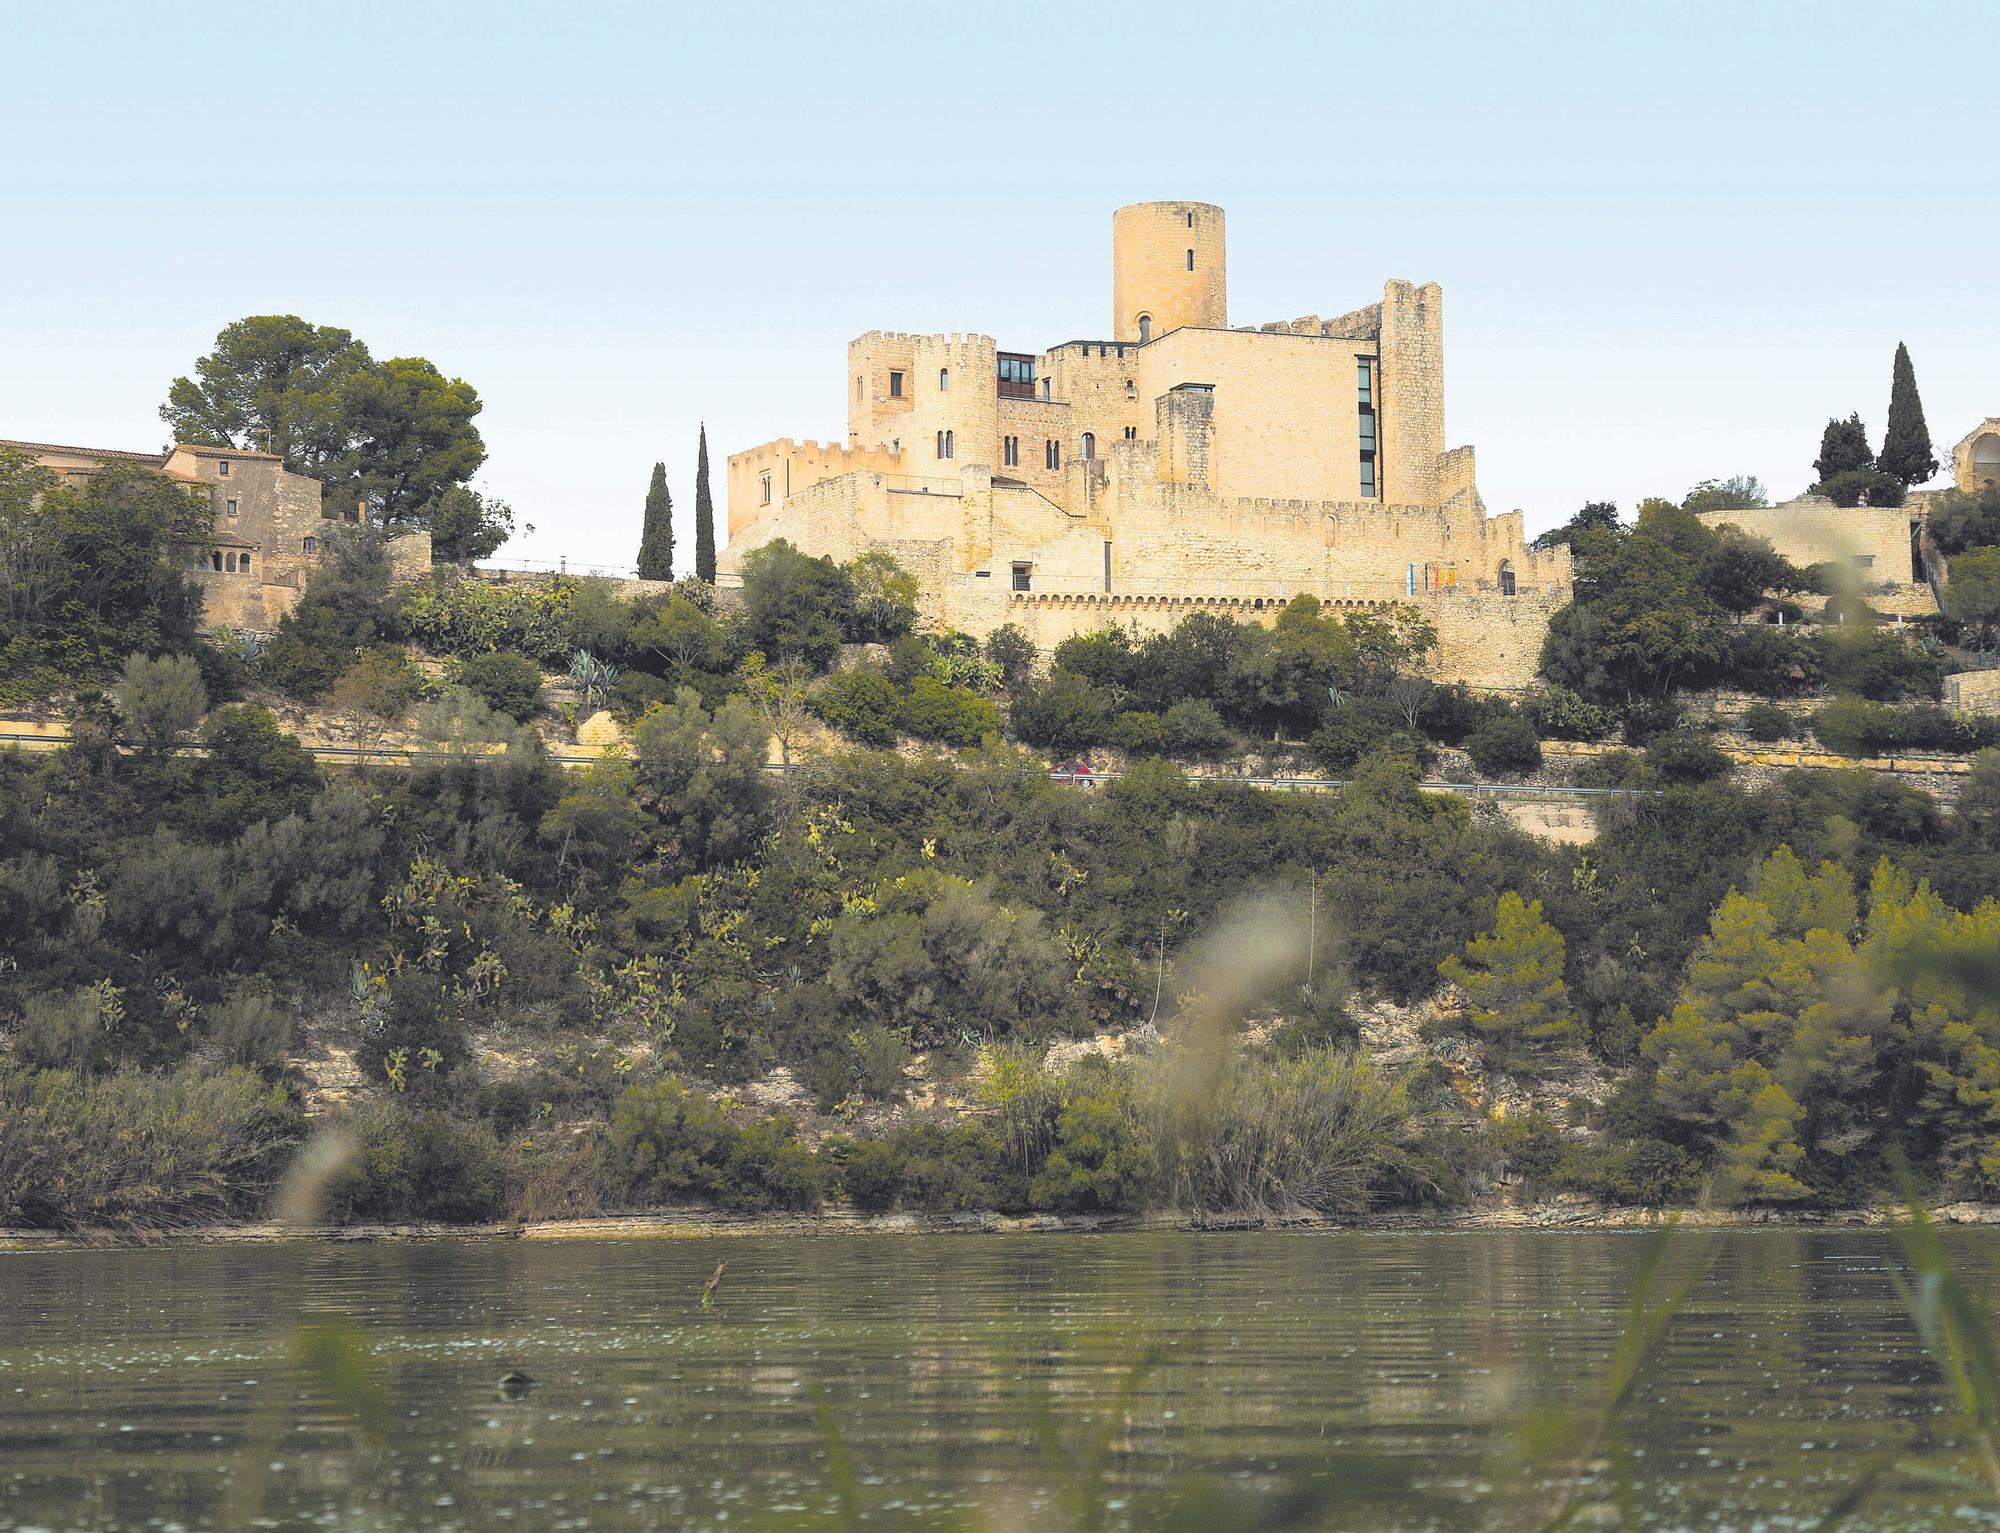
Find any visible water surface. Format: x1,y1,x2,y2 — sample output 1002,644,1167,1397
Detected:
2,1229,1997,1530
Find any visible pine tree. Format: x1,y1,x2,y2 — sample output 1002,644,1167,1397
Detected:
693,423,717,584
636,461,674,580
1879,341,1938,486
1813,413,1874,482
1438,891,1582,1071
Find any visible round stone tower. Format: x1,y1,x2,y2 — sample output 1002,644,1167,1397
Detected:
1112,201,1226,344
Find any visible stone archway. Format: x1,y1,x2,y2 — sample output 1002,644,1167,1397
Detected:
1975,432,2000,489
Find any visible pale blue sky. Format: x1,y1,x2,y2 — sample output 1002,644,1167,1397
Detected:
5,0,1994,568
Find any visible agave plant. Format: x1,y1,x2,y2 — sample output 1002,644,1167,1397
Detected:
567,649,622,711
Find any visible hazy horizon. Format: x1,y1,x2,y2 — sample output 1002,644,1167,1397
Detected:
7,0,1994,569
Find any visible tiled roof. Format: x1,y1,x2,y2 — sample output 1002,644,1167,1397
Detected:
169,442,282,461
0,438,169,465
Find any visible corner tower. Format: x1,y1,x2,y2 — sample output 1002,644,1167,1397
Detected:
1113,201,1226,343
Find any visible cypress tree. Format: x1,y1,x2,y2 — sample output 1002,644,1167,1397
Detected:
1879,341,1938,486
693,423,717,584
1812,414,1873,483
636,461,674,580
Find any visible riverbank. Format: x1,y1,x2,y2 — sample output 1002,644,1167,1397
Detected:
9,1197,2000,1250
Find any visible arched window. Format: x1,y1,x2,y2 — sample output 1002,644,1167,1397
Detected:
302,535,317,555
944,430,954,459
1137,315,1152,343
939,367,949,392
1186,210,1194,228
1081,432,1095,460
1186,248,1195,270
1499,560,1517,597
211,550,222,572
1125,378,1136,400
1040,377,1051,401
937,430,945,459
240,553,252,576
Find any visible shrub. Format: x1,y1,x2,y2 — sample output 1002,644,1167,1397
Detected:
1928,487,2000,556
1524,685,1611,742
113,652,208,747
208,982,292,1075
1160,698,1233,759
608,670,672,720
1010,670,1111,754
327,647,426,722
604,1076,823,1212
1643,729,1731,785
1106,710,1167,755
454,651,545,721
1420,683,1506,745
898,675,999,746
0,1064,297,1231
1812,696,2000,756
1814,467,1906,509
1574,749,1646,789
1139,1047,1411,1217
1737,702,1795,742
1027,1062,1152,1212
1310,697,1431,774
324,1102,506,1224
811,667,902,745
838,1138,903,1211
1817,628,1945,702
883,1120,1019,1212
984,625,1038,690
1463,713,1543,776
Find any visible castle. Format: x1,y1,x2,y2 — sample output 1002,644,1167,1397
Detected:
722,201,1571,688
1,438,429,631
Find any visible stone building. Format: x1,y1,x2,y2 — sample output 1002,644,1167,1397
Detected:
1953,420,2000,492
2,438,430,631
723,202,1569,689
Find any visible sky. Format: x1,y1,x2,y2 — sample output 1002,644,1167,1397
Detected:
4,0,1995,569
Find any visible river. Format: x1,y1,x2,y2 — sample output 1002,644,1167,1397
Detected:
2,1229,1997,1531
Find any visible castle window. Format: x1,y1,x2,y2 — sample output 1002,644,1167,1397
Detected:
1356,357,1378,498
889,370,904,398
1003,435,1019,467
211,551,223,572
997,353,1036,399
760,472,772,505
226,498,238,517
1045,439,1061,471
1137,315,1152,343
939,368,949,392
856,375,863,400
1186,248,1195,270
1041,377,1051,402
1124,426,1136,440
1186,211,1194,228
1125,378,1136,400
936,430,953,460
240,553,252,575
224,551,235,572
1080,432,1095,460
218,460,229,477
1011,562,1032,592
891,438,899,454
303,536,317,555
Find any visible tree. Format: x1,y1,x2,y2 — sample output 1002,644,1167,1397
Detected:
1812,414,1873,484
637,462,674,580
1532,500,1620,551
693,424,717,584
1927,487,2000,556
739,539,856,668
161,318,485,525
845,550,919,642
1699,525,1802,618
984,625,1038,691
342,356,486,526
1438,891,1581,1071
1009,669,1111,754
113,653,208,749
453,651,544,722
161,316,372,484
423,486,517,566
1463,712,1542,776
1879,341,1937,487
1947,547,2000,648
1682,477,1768,515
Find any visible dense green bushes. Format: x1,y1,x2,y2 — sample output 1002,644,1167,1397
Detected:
1812,697,2000,756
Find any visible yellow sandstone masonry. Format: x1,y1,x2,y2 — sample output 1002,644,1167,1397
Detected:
721,202,1568,687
